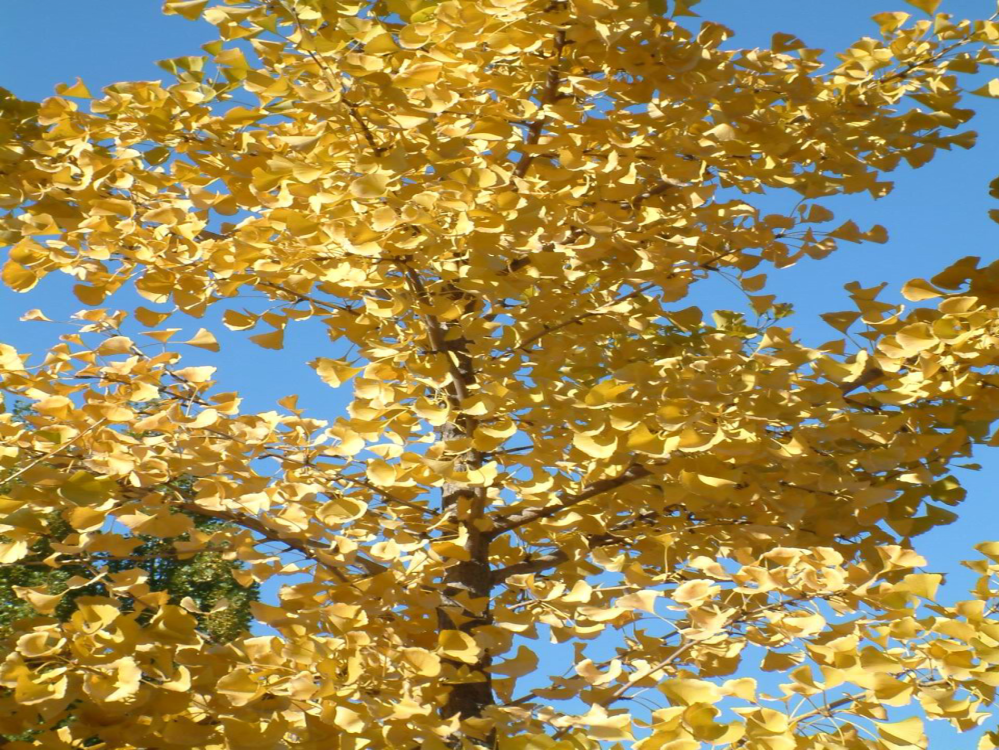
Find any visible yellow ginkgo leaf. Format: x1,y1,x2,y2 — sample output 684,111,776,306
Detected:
895,322,938,353
59,472,116,505
491,645,539,677
12,587,64,615
117,508,194,538
973,79,999,98
370,205,399,231
673,579,718,607
173,366,217,383
218,667,263,706
401,647,442,676
311,358,362,387
393,61,442,88
84,657,143,703
15,673,68,706
2,262,38,292
71,597,120,635
0,344,25,372
317,495,368,524
182,327,221,351
877,716,926,750
572,431,618,459
222,309,257,331
615,589,661,614
660,678,721,706
0,540,28,564
249,328,285,350
349,174,390,199
16,631,66,659
892,573,942,600
438,630,481,664
97,336,134,355
333,706,366,734
163,0,210,20
55,77,91,98
904,0,941,14
366,459,396,486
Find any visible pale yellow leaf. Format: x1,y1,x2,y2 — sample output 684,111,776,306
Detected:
249,329,285,350
572,431,618,459
401,647,442,676
316,495,368,524
55,77,91,98
349,174,390,199
438,630,481,664
173,366,216,383
877,716,926,750
311,358,362,388
182,328,220,351
333,706,365,734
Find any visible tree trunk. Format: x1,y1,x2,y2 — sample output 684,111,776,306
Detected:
432,310,495,746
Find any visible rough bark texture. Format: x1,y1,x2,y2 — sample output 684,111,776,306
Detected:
437,450,493,725
431,302,495,745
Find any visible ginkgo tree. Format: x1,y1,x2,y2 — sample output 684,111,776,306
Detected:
4,0,999,747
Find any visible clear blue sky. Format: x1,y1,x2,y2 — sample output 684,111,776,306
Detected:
2,1,999,743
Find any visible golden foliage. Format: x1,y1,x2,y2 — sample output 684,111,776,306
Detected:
2,1,999,748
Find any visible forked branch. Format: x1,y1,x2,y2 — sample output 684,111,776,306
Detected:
513,11,569,179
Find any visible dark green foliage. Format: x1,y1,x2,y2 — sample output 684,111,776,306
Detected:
106,514,259,643
0,512,258,644
0,503,258,743
0,515,99,641
0,404,259,643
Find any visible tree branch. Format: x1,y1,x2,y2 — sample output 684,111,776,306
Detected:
499,283,656,359
401,267,472,407
489,463,654,538
632,179,684,208
490,551,569,583
513,16,568,179
174,500,387,578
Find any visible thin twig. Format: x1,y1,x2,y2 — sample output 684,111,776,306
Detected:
489,463,656,537
1,418,108,487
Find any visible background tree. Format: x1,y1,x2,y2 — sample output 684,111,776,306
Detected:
0,407,259,743
0,509,258,645
2,1,999,749
0,513,258,746
0,404,258,645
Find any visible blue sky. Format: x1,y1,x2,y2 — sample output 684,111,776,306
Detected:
2,0,999,743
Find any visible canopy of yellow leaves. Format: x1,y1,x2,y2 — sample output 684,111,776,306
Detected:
2,0,999,748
